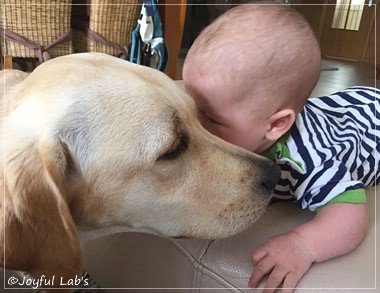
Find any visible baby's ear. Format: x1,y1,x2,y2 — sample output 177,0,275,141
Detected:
266,109,295,141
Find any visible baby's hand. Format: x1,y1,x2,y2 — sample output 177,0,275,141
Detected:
248,230,315,293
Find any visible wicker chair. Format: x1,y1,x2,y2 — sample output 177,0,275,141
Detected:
0,0,73,70
72,0,141,59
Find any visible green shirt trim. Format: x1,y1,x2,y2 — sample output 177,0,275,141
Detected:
265,131,303,171
316,189,367,212
265,132,289,160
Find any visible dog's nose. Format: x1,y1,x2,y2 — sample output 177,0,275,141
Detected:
261,162,281,191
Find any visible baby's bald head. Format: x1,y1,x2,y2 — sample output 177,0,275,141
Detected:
184,3,321,112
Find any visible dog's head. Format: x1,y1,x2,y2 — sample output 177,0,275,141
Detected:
1,53,280,285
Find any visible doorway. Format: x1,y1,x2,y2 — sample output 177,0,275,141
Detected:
319,0,375,60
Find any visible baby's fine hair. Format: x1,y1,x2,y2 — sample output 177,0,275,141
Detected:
185,2,321,110
188,3,320,64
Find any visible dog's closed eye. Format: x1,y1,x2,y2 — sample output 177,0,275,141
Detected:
158,132,189,161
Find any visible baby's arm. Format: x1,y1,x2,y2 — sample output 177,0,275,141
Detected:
248,202,368,292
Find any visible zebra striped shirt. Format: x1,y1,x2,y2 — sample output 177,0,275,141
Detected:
266,86,379,211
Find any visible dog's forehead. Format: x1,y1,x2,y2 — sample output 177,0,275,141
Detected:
28,53,195,118
17,53,197,145
68,53,195,109
105,60,197,126
45,54,197,161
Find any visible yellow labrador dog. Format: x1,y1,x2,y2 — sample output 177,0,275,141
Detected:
0,53,279,288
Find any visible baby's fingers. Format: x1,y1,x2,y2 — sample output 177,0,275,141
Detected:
263,266,289,293
248,256,274,288
251,246,268,265
263,270,301,293
280,272,302,293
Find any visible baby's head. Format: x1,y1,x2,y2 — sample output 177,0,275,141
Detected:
183,3,321,154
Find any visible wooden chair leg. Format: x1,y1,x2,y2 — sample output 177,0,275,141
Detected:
4,56,13,69
160,0,187,79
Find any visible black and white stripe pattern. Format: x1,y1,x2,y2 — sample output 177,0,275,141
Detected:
273,87,379,211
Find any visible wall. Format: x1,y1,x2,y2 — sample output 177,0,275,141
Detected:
363,0,378,63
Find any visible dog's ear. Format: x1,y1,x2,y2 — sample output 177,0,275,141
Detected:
1,134,83,286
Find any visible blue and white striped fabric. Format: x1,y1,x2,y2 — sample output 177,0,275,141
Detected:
272,86,379,211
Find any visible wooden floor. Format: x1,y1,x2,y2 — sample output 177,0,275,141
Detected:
311,58,378,98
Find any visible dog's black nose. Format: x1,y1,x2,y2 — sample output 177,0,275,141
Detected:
261,162,281,191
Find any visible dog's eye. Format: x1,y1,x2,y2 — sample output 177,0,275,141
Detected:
158,133,189,161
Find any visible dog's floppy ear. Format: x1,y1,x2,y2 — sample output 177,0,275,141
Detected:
1,134,83,286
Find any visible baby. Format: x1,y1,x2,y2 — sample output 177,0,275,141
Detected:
182,4,379,292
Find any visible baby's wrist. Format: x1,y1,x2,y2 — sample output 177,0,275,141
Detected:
290,228,319,263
